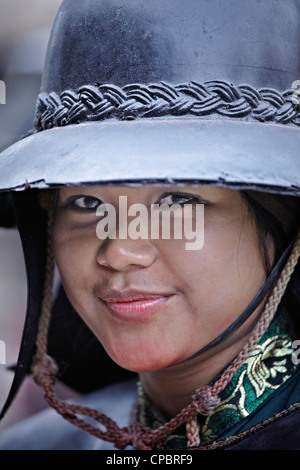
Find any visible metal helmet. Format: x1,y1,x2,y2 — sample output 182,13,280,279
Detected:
1,0,300,420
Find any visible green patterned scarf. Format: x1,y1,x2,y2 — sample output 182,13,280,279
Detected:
136,311,298,448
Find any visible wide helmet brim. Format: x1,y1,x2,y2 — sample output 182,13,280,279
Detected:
0,118,299,195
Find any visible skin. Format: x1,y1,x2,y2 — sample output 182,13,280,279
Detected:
52,185,271,418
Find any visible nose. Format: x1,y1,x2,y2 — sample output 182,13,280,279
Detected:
96,237,157,271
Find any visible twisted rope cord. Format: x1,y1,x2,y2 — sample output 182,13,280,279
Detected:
212,234,300,396
32,205,55,364
31,208,300,450
34,80,300,131
184,229,300,446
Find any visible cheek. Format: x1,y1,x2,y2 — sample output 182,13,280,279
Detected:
164,218,265,316
52,220,98,305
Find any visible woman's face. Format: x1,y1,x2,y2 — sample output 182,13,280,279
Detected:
52,185,268,372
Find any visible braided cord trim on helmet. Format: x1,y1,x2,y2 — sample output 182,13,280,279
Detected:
31,207,300,449
34,80,300,131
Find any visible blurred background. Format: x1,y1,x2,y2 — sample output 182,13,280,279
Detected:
0,0,66,432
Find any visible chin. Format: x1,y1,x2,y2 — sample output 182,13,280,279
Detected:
106,343,179,373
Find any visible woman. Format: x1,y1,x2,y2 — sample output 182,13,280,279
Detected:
0,0,300,450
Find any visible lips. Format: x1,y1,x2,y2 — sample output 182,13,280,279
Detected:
98,290,174,322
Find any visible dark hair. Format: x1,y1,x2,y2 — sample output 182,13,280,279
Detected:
241,190,300,336
241,192,289,274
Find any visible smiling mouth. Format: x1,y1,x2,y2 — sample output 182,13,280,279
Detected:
98,291,174,322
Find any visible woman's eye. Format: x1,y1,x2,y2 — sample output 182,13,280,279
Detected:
157,192,203,206
66,195,102,211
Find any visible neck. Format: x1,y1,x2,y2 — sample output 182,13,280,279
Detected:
139,312,260,419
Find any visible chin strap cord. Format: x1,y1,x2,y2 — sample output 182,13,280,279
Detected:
31,207,300,450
